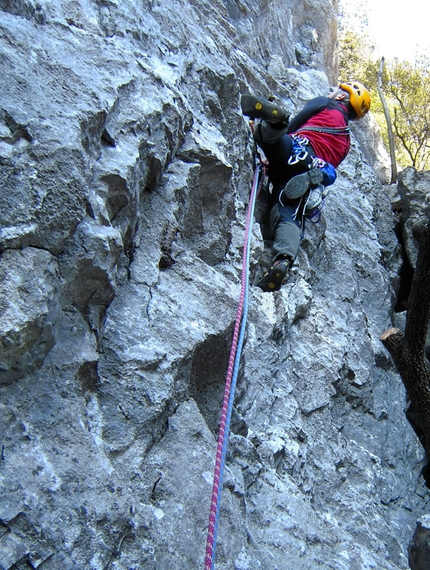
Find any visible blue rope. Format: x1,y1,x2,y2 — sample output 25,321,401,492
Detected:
209,162,261,568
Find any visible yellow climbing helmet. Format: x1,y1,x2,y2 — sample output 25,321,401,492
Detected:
339,81,371,119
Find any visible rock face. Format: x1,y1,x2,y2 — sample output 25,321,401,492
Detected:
397,167,430,268
1,1,429,569
409,515,430,570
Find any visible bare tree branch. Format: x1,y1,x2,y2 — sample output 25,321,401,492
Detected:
393,111,417,167
378,57,397,183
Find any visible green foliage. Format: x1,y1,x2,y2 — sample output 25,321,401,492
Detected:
388,59,430,169
338,31,430,170
338,30,378,89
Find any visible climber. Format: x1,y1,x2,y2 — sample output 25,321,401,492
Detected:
241,82,371,292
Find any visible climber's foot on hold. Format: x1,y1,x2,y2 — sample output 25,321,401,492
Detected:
241,94,289,124
283,169,324,200
257,258,291,292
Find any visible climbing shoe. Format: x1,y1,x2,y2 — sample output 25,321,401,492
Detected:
305,184,328,212
241,94,289,124
256,258,291,292
280,168,324,202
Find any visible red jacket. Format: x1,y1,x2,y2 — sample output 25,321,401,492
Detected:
287,97,350,167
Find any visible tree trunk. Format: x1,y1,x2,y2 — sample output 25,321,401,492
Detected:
380,220,430,453
377,57,398,184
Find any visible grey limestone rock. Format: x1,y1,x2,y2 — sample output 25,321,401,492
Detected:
0,247,59,383
1,0,429,569
397,167,430,268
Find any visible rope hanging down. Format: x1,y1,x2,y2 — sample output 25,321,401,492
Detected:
204,156,264,570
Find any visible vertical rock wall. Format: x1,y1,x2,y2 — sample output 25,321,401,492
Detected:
1,1,429,568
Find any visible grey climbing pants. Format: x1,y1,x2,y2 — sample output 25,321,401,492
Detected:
255,121,312,263
270,203,301,261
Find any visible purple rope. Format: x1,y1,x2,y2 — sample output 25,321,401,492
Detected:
204,162,261,570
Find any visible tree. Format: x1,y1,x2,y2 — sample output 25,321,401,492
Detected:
337,30,377,88
388,57,430,170
380,220,430,458
377,57,397,183
337,0,369,37
337,29,430,171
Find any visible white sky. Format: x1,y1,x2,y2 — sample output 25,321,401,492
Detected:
341,0,430,61
368,0,430,59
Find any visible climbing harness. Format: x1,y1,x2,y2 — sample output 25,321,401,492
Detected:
204,145,265,570
278,133,329,226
